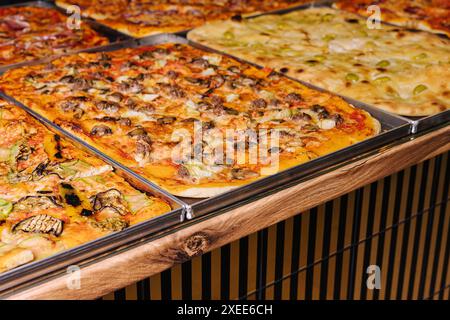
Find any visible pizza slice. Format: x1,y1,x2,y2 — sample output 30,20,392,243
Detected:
0,44,381,198
0,100,172,273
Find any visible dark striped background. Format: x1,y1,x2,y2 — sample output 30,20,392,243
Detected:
103,152,450,300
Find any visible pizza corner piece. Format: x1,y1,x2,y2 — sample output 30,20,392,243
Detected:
0,42,380,200
0,100,172,274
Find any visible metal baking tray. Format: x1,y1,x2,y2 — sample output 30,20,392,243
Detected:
2,33,410,219
0,0,132,73
186,1,449,134
0,93,186,294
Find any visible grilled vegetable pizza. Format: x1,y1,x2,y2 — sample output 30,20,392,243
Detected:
0,100,171,273
188,7,450,116
0,6,109,67
55,0,311,37
335,0,450,37
0,44,380,198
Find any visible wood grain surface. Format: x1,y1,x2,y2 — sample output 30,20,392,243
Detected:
5,125,450,300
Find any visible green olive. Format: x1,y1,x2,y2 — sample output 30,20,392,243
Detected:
376,60,390,68
413,84,428,95
223,30,235,40
373,76,391,84
0,198,12,220
346,73,359,82
321,13,335,22
322,34,336,42
414,53,428,60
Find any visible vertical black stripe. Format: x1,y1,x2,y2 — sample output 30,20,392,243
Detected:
384,170,405,299
396,165,417,299
407,160,430,299
160,269,172,300
347,188,364,299
305,207,318,300
238,236,249,300
220,244,231,300
360,182,378,300
334,195,348,299
201,252,212,300
256,229,268,300
182,260,192,300
274,221,286,299
319,201,334,300
418,156,442,298
114,288,126,301
136,278,150,300
429,154,450,297
289,214,302,300
439,152,450,300
438,215,450,300
373,176,391,300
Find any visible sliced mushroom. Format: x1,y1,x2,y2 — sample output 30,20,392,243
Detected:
13,214,64,237
157,116,176,125
95,100,120,114
231,168,259,180
91,189,129,216
285,93,303,105
90,125,112,137
127,127,151,144
135,141,152,165
191,58,209,69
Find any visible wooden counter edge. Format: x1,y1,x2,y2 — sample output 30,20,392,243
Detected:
7,125,450,300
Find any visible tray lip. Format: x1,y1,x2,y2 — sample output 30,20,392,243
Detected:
0,0,133,73
186,0,450,133
0,92,186,294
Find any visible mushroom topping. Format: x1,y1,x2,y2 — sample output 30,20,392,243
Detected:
98,116,131,127
90,124,112,137
127,127,151,144
292,112,312,122
72,78,92,91
209,75,225,88
118,80,143,94
285,93,303,105
14,196,62,211
231,168,259,180
167,70,179,79
95,100,120,114
157,116,177,125
191,58,209,69
332,114,344,125
251,98,267,109
107,92,124,103
228,66,241,74
13,214,64,237
135,140,152,164
91,189,129,216
59,100,78,112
